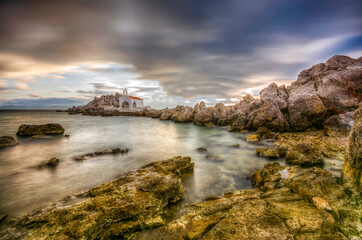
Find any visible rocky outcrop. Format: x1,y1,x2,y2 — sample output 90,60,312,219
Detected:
135,161,359,239
288,55,362,131
0,136,17,148
248,100,287,132
342,105,362,189
285,143,324,167
256,147,286,159
16,124,65,136
193,101,214,126
67,55,361,135
171,105,193,122
1,156,194,240
260,83,289,111
323,112,354,132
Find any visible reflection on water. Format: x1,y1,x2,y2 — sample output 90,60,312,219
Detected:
0,111,281,217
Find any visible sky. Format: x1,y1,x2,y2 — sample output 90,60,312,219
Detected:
0,0,361,109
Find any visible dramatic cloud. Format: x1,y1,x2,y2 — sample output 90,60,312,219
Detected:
0,0,361,108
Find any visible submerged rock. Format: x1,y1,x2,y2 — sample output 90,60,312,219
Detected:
73,148,129,161
16,123,65,136
1,156,194,239
205,155,224,162
196,147,207,152
38,157,60,168
0,136,17,148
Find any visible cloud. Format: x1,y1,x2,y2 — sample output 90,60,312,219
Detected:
0,80,6,90
28,92,39,98
16,82,29,90
0,0,361,108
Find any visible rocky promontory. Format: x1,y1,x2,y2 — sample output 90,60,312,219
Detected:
68,55,361,134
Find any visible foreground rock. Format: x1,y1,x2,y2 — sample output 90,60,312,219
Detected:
0,136,17,148
285,143,324,167
73,148,129,161
0,156,194,239
342,105,362,189
16,124,65,136
135,161,359,239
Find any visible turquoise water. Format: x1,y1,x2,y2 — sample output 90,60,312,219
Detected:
0,110,274,218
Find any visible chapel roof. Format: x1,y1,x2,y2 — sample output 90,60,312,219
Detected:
129,96,143,100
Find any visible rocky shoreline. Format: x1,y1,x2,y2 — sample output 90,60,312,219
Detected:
0,106,361,239
67,55,361,167
68,56,361,133
0,55,360,239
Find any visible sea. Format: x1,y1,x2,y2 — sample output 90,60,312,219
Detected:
0,110,341,218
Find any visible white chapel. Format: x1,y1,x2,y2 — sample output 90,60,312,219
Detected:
118,89,144,111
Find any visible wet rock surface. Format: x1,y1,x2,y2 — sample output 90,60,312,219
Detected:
0,156,194,240
16,124,65,136
135,161,359,240
38,157,60,168
246,134,260,142
0,136,17,148
73,148,129,161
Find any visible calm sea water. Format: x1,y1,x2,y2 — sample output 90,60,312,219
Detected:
0,110,340,218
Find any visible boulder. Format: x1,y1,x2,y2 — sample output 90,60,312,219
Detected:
160,108,176,120
342,105,362,189
260,83,288,111
16,124,65,136
323,112,354,132
147,109,162,118
0,136,17,148
256,127,276,139
246,134,260,142
256,147,285,159
285,143,324,167
288,55,362,131
248,100,287,132
171,106,193,122
228,95,263,131
193,105,214,126
212,103,233,126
